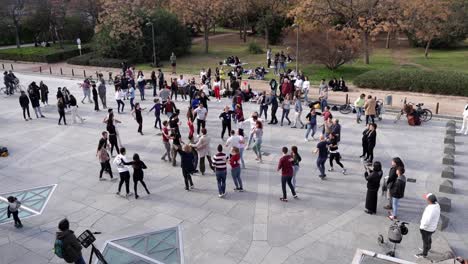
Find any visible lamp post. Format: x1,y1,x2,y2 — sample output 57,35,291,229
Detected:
292,24,299,73
146,22,156,67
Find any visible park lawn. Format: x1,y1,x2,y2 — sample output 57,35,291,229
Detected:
0,44,81,56
137,35,400,84
406,47,468,74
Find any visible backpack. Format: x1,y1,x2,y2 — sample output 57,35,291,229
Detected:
0,146,8,157
54,239,64,259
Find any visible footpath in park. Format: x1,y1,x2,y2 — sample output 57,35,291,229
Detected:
0,72,467,263
1,59,467,118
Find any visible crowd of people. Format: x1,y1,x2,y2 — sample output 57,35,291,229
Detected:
5,55,455,261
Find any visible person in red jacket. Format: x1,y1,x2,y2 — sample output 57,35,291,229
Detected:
281,78,292,98
277,146,298,202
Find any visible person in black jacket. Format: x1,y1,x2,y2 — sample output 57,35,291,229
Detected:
389,167,406,220
19,91,32,121
384,157,405,210
92,83,100,111
365,123,377,163
219,106,234,139
123,153,150,199
364,161,383,215
57,98,67,125
177,144,195,191
56,219,85,264
360,124,370,158
28,82,45,118
268,93,279,124
39,81,49,105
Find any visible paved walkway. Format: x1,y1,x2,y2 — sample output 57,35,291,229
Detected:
0,43,35,50
0,73,466,264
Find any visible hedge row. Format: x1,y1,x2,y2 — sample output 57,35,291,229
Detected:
0,47,91,63
67,53,127,68
354,69,468,97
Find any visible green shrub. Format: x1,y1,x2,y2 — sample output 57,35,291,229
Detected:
0,45,91,63
247,42,263,54
354,69,468,96
67,53,127,68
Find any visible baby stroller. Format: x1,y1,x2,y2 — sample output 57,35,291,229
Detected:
375,99,385,121
377,219,409,257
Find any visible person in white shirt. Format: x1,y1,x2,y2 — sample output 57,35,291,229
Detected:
241,112,263,149
302,76,310,103
415,193,441,259
225,130,241,149
294,77,303,92
115,88,125,113
200,68,207,82
458,104,468,135
177,75,188,101
113,147,132,197
194,104,208,136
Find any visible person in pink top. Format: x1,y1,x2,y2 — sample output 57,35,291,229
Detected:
277,146,297,202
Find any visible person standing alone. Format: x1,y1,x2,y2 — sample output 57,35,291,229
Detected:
19,91,32,121
7,196,22,228
415,193,440,259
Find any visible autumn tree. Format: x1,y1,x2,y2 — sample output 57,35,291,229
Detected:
170,0,223,53
284,28,361,70
401,0,457,57
291,0,387,64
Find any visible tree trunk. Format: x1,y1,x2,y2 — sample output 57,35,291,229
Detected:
265,25,269,49
385,31,391,49
242,19,247,43
239,21,242,39
424,38,432,59
363,32,370,64
14,21,20,48
203,24,209,53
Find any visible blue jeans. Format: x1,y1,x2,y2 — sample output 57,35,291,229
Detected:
356,107,363,120
292,165,299,187
216,170,227,195
392,197,400,217
253,139,262,160
239,148,246,168
75,256,86,264
231,167,243,189
320,99,328,112
316,157,327,177
305,123,317,139
130,97,135,110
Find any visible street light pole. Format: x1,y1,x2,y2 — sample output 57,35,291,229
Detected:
295,24,299,73
146,22,156,67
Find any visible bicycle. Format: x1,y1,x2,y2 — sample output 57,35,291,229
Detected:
394,102,432,123
1,82,23,95
338,103,354,114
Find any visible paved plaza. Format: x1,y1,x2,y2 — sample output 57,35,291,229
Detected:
0,73,467,264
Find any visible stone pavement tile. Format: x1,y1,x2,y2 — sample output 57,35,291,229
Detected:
242,241,271,264
226,239,251,262
179,222,206,247
8,250,49,264
170,206,211,224
143,212,182,230
200,212,246,236
296,241,356,263
196,230,238,255
201,196,238,215
286,223,336,252
18,230,56,260
226,202,256,223
189,251,238,264
0,242,30,264
259,246,293,264
253,223,267,241
121,205,159,222
91,213,135,234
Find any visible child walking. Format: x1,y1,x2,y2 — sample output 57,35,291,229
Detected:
7,196,23,228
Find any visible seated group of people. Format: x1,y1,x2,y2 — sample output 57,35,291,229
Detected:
328,77,348,92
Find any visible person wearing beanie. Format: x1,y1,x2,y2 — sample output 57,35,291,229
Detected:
415,193,441,259
55,219,85,264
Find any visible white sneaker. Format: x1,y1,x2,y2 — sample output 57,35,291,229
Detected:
328,168,334,172
304,138,309,142
342,168,347,175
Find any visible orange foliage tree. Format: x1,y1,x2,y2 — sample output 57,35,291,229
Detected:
290,0,388,64
400,0,452,58
170,0,223,53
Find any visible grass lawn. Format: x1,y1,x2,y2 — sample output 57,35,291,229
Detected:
0,43,82,56
406,47,468,74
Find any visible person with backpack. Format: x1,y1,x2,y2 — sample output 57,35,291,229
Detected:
97,131,114,181
7,196,22,228
388,167,406,220
55,218,85,264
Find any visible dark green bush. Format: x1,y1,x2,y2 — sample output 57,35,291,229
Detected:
0,46,91,63
67,53,127,68
247,42,263,54
354,69,468,96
